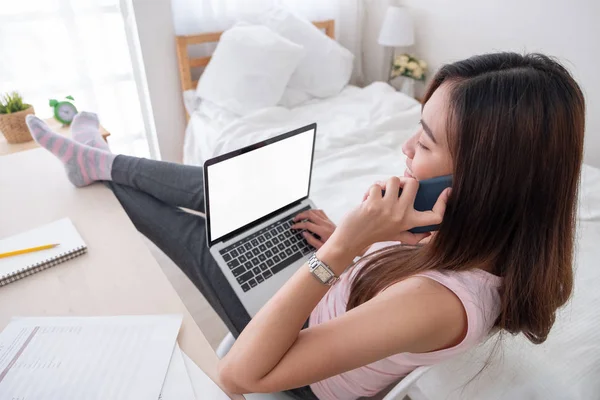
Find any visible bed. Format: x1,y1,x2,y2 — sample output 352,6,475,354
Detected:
182,81,422,225
176,16,600,400
176,18,423,225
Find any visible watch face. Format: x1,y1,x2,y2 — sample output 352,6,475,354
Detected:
57,102,77,122
313,265,332,282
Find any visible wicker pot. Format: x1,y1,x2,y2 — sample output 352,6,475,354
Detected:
0,106,35,144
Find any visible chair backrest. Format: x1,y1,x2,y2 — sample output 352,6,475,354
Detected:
379,366,432,400
378,331,502,399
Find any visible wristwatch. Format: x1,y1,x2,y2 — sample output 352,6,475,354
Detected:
308,253,339,286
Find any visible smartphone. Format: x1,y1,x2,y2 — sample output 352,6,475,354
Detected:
381,175,453,233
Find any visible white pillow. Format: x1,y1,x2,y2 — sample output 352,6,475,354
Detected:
243,7,354,98
196,24,305,116
278,87,313,108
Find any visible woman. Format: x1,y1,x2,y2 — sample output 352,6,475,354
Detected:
26,52,585,400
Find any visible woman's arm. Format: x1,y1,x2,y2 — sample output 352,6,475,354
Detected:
217,243,352,393
217,241,466,393
217,177,453,394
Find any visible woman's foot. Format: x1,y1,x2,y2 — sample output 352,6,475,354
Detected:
70,111,110,151
25,115,114,187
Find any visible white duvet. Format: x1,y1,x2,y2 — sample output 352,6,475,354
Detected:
183,83,600,400
184,82,422,224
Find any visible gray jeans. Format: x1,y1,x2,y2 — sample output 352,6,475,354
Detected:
106,155,318,400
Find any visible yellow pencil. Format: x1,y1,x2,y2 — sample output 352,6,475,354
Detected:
0,244,60,259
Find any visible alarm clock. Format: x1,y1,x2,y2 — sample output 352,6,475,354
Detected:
49,95,78,125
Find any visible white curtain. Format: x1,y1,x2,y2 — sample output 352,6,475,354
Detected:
0,0,151,157
170,0,366,85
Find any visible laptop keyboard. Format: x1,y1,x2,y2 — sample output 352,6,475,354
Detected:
219,206,316,292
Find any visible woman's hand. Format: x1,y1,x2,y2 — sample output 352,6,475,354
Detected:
325,176,450,259
291,209,336,249
361,180,387,202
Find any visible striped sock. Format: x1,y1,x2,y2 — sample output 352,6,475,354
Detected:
70,111,110,151
26,115,114,187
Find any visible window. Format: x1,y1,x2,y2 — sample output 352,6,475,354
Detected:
0,0,152,157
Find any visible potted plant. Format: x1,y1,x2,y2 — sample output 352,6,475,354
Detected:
0,92,35,144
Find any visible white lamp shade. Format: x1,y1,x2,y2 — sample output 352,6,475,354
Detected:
378,6,415,47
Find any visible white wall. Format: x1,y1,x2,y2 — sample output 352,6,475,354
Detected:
400,0,600,167
361,0,395,84
131,0,186,162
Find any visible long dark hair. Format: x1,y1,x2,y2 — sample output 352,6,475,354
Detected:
347,52,586,344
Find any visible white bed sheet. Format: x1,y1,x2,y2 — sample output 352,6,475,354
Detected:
183,83,600,399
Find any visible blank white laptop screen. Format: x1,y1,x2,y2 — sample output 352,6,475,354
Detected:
206,128,315,243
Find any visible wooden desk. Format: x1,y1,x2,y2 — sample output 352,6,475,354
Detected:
0,117,110,156
0,149,242,399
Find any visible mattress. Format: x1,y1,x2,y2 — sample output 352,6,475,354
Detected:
184,82,423,224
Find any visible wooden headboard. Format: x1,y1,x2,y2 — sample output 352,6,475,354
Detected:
175,20,336,95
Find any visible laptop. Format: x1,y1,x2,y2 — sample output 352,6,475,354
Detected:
204,123,318,317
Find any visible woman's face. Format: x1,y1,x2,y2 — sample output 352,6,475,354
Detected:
402,83,453,180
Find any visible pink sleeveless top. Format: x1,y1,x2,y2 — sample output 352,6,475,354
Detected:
308,242,503,400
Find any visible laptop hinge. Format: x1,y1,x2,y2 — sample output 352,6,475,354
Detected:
214,198,307,248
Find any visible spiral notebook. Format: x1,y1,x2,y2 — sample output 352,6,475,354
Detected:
0,218,87,287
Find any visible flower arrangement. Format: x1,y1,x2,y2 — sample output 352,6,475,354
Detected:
391,54,427,81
